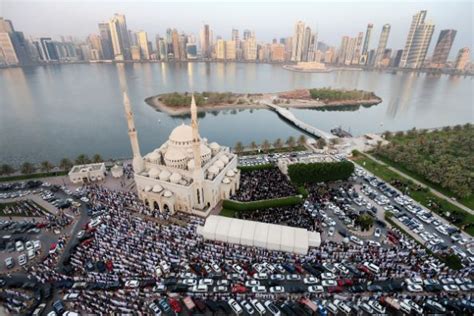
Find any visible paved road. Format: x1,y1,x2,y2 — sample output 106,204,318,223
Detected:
364,153,473,215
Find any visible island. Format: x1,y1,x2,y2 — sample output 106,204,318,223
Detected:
145,88,382,116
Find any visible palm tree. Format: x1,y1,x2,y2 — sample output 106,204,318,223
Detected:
40,161,54,173
20,162,35,175
250,141,258,151
0,164,15,176
59,158,73,171
262,139,271,153
286,136,296,148
75,154,90,165
234,141,244,154
273,138,283,149
297,135,307,147
316,138,327,149
92,154,103,163
355,214,374,231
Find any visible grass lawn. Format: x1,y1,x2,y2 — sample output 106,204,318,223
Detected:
353,152,473,236
373,153,474,210
238,145,306,156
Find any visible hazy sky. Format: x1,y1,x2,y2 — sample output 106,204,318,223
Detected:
2,0,472,57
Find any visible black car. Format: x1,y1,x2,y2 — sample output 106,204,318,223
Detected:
168,284,189,293
53,300,65,314
338,230,348,238
204,299,219,312
41,284,52,299
279,303,297,316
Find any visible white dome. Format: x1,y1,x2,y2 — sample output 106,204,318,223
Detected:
163,190,173,198
164,148,186,161
214,160,225,169
186,148,194,158
209,142,220,150
169,124,194,143
148,167,160,179
219,155,229,164
159,170,171,181
144,185,152,192
222,177,230,184
201,144,212,156
208,166,219,174
170,173,182,183
152,184,163,193
226,170,235,177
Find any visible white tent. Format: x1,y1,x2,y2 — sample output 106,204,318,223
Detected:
198,215,320,254
253,222,270,248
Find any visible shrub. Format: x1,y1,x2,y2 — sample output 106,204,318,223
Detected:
288,161,354,185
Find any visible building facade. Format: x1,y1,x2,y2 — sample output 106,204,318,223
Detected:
431,29,457,68
374,24,391,67
454,47,470,71
124,92,240,217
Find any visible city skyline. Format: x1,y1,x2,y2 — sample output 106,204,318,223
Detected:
3,1,472,59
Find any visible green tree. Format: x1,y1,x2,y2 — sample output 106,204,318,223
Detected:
286,136,296,148
75,154,90,165
273,138,283,149
234,141,244,154
297,135,307,147
0,164,15,176
59,158,73,171
92,154,103,163
20,162,35,175
382,131,392,139
262,140,271,153
40,161,54,173
355,214,374,231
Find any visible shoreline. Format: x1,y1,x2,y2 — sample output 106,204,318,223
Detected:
144,91,382,116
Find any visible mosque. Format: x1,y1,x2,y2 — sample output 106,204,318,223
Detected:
123,92,240,217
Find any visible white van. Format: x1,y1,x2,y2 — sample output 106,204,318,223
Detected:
228,299,243,315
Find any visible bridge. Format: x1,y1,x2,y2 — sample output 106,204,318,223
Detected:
263,101,337,141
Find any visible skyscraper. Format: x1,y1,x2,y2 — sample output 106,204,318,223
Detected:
216,39,225,60
200,24,210,58
360,23,373,64
98,22,114,60
137,31,150,60
454,47,470,71
243,37,257,61
399,10,431,68
405,21,435,68
243,30,252,41
302,26,312,61
225,40,236,60
431,29,457,68
0,17,32,65
337,36,349,64
291,21,305,62
351,32,364,65
344,37,357,65
109,13,131,60
374,24,391,67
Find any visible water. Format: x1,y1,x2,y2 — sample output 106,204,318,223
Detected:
0,62,472,166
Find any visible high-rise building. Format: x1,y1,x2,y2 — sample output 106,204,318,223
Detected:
216,39,225,60
270,43,285,62
87,34,103,59
337,36,349,64
98,22,113,60
291,21,305,62
243,37,257,61
243,29,252,40
399,10,432,68
431,29,457,68
374,24,391,67
0,17,32,65
344,37,357,65
302,26,312,61
324,47,335,63
405,21,435,68
225,40,236,60
157,37,167,61
109,13,131,60
454,47,470,71
186,43,197,59
391,49,403,67
137,31,150,60
200,24,210,58
360,23,373,64
231,28,239,49
0,32,18,65
314,50,323,63
351,32,364,65
171,29,180,60
178,33,187,61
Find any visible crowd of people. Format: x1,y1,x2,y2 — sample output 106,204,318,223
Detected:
231,168,297,201
1,181,470,314
238,206,316,231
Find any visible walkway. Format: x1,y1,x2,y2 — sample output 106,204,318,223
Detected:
364,153,473,215
263,101,337,141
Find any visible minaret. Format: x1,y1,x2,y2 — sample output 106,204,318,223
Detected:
191,95,205,209
123,91,145,173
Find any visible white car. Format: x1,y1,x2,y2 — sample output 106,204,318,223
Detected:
251,286,267,293
211,263,221,273
253,273,268,280
367,240,381,247
124,280,140,288
76,230,85,239
374,228,381,238
442,284,460,292
33,240,41,251
303,276,318,284
363,262,380,274
251,300,266,315
403,299,423,315
308,285,324,293
269,286,285,293
15,241,25,252
148,302,162,315
18,254,27,266
368,300,386,314
80,197,89,203
63,292,80,301
328,226,335,236
321,280,337,287
191,284,208,292
245,280,260,287
199,278,213,286
407,284,424,292
25,241,35,251
233,264,245,274
182,279,196,286
159,260,170,273
27,248,35,260
350,235,363,246
334,263,350,275
264,300,281,316
321,272,336,279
